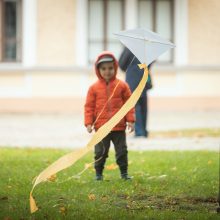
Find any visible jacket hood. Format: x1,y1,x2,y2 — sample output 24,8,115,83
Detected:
95,51,118,81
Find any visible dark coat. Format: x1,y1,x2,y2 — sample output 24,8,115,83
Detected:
119,47,152,97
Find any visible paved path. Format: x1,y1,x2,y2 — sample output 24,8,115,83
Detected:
0,110,219,151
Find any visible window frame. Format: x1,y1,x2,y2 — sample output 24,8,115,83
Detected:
0,0,22,63
88,0,125,63
0,0,4,61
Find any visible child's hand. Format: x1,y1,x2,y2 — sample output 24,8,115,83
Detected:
127,122,134,133
86,125,93,133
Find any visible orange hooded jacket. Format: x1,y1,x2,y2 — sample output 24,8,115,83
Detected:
84,51,135,131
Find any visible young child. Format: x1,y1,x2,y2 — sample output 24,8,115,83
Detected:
84,51,135,181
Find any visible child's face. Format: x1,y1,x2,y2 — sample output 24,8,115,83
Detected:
99,62,115,82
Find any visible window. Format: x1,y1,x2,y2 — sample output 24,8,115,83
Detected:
88,0,125,63
138,0,174,63
0,0,22,62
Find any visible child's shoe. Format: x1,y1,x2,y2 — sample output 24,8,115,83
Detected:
121,173,132,180
95,175,103,181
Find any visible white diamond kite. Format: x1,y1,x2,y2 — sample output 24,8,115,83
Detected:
114,28,175,65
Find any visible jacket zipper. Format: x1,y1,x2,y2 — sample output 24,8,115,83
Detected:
106,82,111,120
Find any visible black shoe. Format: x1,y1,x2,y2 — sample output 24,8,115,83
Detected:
95,175,103,181
135,134,148,138
121,173,132,180
135,131,149,138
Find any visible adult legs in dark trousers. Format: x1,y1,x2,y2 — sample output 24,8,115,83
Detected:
94,131,129,180
135,95,148,137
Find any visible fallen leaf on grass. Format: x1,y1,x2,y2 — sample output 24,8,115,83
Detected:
47,174,57,182
101,195,108,202
88,194,96,201
59,206,67,215
106,163,118,170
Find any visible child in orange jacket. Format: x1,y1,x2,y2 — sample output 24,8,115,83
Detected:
84,51,135,180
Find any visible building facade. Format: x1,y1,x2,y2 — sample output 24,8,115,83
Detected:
0,0,220,112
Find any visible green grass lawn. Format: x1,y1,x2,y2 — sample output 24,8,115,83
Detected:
0,148,219,220
150,128,220,138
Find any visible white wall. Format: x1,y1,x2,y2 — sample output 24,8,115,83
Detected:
174,0,188,66
22,0,37,67
75,0,88,67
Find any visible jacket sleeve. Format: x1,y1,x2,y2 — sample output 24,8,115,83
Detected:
122,82,135,122
118,48,134,72
84,86,96,126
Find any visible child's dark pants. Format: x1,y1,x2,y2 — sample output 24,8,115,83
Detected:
94,130,128,176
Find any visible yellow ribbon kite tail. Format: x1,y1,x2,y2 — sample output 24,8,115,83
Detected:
30,64,148,213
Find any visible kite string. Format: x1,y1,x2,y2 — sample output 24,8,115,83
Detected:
57,140,106,184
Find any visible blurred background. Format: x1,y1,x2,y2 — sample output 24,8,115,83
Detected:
0,0,219,148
